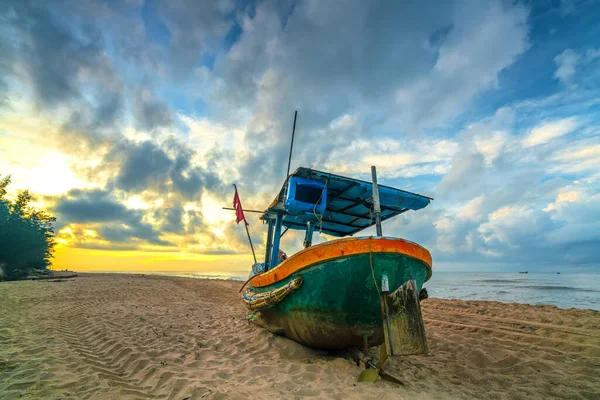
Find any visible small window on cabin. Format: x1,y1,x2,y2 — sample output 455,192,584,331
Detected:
295,183,324,204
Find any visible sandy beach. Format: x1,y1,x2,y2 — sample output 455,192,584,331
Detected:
0,274,598,399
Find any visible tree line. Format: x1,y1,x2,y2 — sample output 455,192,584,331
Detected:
0,175,56,281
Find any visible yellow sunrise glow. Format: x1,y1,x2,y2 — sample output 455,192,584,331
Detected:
124,195,149,210
1,111,89,196
52,246,251,274
201,193,234,226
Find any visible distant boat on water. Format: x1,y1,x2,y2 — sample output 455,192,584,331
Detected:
519,271,528,274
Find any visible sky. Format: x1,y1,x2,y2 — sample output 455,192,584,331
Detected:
0,0,599,275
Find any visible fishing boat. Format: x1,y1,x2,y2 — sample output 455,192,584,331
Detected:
239,167,433,352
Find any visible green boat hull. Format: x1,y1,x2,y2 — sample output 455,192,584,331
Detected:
254,252,429,349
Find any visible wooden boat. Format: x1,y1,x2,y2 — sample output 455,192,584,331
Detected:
241,167,433,351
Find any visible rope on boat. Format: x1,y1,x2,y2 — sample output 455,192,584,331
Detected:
242,276,304,311
369,237,381,297
368,238,389,329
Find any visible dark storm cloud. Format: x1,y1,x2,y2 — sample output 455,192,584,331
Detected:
54,189,171,247
107,139,222,200
134,90,174,131
171,156,205,199
156,0,236,76
110,140,172,193
185,210,205,234
211,0,452,112
1,0,120,110
204,0,529,192
190,248,238,255
168,141,222,197
10,0,596,271
98,223,170,246
1,0,221,247
156,203,185,233
0,0,129,158
74,242,139,251
54,189,130,223
0,34,12,108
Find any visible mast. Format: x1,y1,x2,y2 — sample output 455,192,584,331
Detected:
286,110,298,179
270,111,299,268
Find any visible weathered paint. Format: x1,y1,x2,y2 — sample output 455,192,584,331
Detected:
253,249,430,349
248,236,432,288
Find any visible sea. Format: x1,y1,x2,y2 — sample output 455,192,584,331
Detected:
105,269,600,311
423,271,600,311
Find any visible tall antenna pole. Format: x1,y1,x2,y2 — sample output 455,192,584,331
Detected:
286,110,298,179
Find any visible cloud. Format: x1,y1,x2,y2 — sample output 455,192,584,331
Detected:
385,93,599,267
98,223,170,246
110,140,172,193
2,0,599,271
553,47,600,87
522,117,579,147
539,186,600,264
438,151,485,193
1,0,123,116
201,0,531,193
54,189,131,223
0,0,224,252
134,89,173,131
157,0,236,76
395,1,529,128
157,202,185,233
53,189,171,247
550,137,600,179
104,137,222,200
554,49,579,85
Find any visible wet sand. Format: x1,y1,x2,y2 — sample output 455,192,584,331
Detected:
0,273,598,399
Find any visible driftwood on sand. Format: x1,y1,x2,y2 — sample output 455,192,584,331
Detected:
29,271,78,280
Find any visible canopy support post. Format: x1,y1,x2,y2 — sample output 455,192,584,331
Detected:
371,166,383,236
303,222,314,248
270,212,283,268
264,218,274,271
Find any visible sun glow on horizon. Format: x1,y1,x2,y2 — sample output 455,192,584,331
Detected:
52,246,253,274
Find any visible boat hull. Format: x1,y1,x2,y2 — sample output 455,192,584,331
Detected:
249,237,431,350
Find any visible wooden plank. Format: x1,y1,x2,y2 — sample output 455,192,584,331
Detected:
383,279,428,356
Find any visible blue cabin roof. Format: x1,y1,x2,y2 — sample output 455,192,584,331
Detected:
261,167,433,237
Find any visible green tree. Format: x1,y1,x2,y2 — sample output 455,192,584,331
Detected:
0,175,56,281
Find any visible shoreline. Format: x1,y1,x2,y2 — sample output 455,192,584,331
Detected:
1,273,598,399
47,270,600,312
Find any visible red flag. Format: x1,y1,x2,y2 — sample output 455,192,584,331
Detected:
233,188,248,226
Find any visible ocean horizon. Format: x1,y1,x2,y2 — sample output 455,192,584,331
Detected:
424,271,600,311
82,269,600,311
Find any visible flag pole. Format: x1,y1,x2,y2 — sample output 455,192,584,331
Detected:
233,184,257,264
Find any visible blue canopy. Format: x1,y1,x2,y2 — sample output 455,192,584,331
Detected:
261,167,432,237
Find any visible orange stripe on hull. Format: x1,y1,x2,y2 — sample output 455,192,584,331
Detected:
248,236,432,288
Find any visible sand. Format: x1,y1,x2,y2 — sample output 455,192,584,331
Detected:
0,274,598,399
